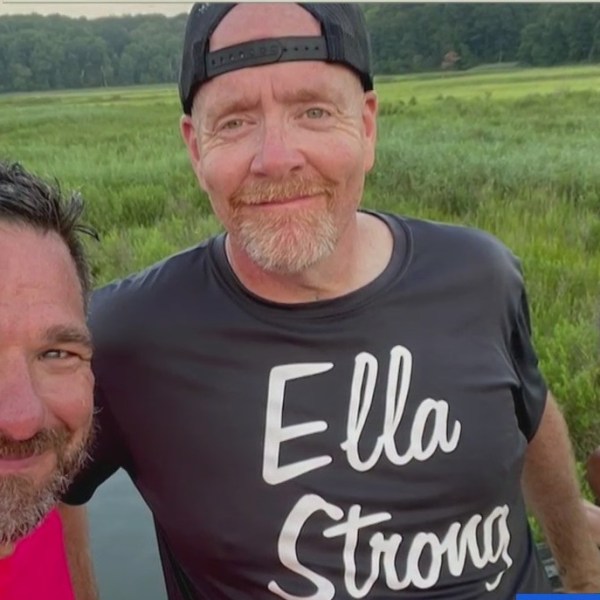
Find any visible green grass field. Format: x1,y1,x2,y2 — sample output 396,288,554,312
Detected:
377,64,600,102
1,64,600,470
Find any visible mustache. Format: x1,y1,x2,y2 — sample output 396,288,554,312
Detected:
232,177,334,206
0,428,71,460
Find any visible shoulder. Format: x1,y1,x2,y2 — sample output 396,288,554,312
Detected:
406,216,516,261
378,213,526,307
402,215,523,283
89,238,216,346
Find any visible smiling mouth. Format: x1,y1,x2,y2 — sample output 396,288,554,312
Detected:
0,451,52,473
250,193,323,207
259,196,308,206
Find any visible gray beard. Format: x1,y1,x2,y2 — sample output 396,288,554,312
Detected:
236,209,338,274
0,436,90,545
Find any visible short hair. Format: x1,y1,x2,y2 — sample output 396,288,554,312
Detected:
0,161,97,301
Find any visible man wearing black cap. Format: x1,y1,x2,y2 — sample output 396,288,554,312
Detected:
60,3,600,599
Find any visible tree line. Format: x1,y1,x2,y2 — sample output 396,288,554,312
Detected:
363,3,600,73
1,3,600,94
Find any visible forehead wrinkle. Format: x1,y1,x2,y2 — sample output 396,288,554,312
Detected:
197,63,359,123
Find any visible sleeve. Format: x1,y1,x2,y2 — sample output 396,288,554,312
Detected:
61,278,144,505
510,285,548,442
61,383,128,505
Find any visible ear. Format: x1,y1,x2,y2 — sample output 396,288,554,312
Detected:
180,114,207,190
362,91,378,173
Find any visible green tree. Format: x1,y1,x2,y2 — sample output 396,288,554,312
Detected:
1,5,599,93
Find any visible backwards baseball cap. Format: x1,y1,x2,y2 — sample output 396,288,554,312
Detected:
179,3,373,115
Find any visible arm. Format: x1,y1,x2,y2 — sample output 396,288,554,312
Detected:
522,392,600,592
59,503,99,600
587,447,600,500
583,500,600,546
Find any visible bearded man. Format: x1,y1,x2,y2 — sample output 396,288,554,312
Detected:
60,4,600,599
0,162,94,599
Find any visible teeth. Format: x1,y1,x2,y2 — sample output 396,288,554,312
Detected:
0,450,41,460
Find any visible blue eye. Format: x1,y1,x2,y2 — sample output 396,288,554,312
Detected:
305,107,329,119
221,118,244,130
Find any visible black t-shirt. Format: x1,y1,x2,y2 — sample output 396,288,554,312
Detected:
64,213,552,599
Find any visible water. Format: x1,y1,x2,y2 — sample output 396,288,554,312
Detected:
87,469,167,600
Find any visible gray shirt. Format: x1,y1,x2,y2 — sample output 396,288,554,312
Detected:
64,212,552,599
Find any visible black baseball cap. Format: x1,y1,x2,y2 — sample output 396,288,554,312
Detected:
179,3,373,115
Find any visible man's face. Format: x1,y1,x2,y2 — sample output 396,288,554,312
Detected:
0,224,93,546
181,3,377,274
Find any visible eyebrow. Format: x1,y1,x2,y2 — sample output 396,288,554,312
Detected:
43,325,93,350
204,97,259,124
203,84,345,124
279,87,343,105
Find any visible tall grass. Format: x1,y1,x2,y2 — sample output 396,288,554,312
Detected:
1,65,599,460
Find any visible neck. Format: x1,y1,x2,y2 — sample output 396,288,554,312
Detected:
226,212,393,303
0,543,14,559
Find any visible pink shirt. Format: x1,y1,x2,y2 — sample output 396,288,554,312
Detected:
0,509,75,600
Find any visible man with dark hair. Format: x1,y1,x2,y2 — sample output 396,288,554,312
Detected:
61,3,600,599
0,162,95,599
0,163,95,299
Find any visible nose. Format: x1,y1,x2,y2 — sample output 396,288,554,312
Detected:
0,357,45,441
250,119,305,179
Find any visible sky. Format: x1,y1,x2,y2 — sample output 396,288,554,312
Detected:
0,0,582,19
0,1,194,18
